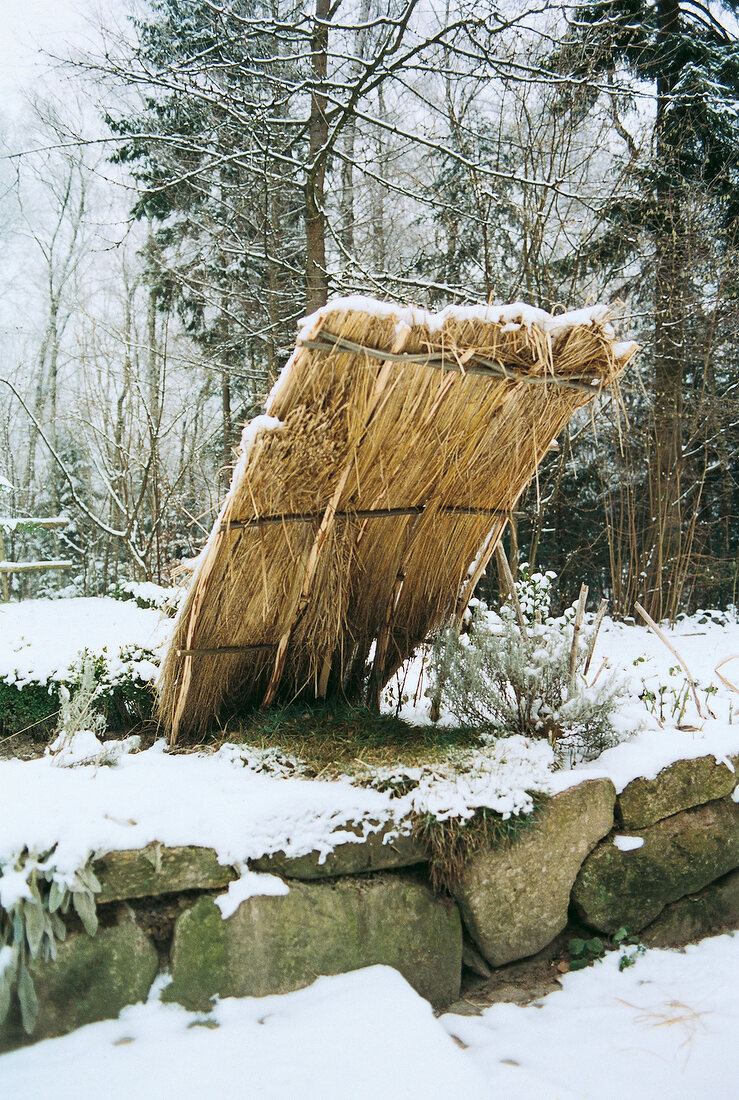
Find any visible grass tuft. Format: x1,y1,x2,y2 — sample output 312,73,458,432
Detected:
221,701,485,777
412,797,547,894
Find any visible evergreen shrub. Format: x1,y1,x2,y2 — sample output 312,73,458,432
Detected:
0,645,158,740
430,598,625,765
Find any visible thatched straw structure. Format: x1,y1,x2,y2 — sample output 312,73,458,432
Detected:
159,296,636,743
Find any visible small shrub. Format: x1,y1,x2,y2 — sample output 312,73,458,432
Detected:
612,926,646,969
48,656,108,766
65,645,158,727
508,562,557,623
0,643,159,742
568,934,606,969
568,926,645,972
430,602,625,765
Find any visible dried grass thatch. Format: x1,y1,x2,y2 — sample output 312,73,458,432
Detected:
159,296,636,742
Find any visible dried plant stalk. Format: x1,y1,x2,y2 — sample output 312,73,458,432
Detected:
635,601,705,718
569,584,589,686
583,598,609,677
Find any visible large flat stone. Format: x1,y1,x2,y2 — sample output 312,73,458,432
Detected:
0,913,159,1051
572,795,739,934
452,778,616,967
617,754,739,829
641,867,739,948
250,821,426,879
165,871,461,1011
95,844,236,902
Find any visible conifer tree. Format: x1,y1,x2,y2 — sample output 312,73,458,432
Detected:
562,0,739,617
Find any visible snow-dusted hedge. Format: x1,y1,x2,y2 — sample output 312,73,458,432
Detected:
0,597,171,736
0,645,160,736
107,580,184,616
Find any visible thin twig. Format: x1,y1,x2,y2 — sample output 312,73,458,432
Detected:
569,584,588,686
494,543,528,635
635,602,705,719
583,598,608,677
715,655,739,695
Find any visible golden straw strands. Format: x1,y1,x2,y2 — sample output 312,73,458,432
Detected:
299,333,605,393
158,298,636,743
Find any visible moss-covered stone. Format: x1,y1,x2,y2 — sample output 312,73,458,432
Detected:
250,822,426,879
167,872,461,1010
452,778,616,967
617,754,739,829
0,914,159,1051
95,845,235,902
641,867,739,948
162,895,228,1011
572,795,739,934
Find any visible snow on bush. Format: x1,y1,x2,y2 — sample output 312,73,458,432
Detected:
0,597,170,732
107,580,184,615
431,600,628,764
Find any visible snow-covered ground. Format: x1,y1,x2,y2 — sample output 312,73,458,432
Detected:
0,597,169,687
1,597,738,887
1,934,737,1099
1,596,739,1095
0,735,558,896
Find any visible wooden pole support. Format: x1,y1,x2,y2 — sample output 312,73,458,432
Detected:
177,645,275,657
569,584,589,686
0,529,7,601
223,505,518,531
0,560,73,573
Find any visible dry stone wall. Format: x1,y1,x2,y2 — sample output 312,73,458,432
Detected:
2,751,738,1052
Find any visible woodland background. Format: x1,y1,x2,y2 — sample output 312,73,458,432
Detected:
0,0,737,620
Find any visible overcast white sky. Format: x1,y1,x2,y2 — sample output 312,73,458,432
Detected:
0,0,109,119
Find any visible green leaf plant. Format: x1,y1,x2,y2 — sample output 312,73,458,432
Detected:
0,849,100,1034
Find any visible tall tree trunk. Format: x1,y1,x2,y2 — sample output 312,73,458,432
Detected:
146,276,162,581
340,121,356,261
222,367,232,474
305,0,330,312
338,0,372,270
48,302,61,513
644,0,685,620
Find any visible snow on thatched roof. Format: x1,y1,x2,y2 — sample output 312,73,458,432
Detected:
159,296,636,742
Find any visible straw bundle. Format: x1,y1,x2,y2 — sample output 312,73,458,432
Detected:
159,296,636,742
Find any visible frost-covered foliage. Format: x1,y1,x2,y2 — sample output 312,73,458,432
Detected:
431,603,626,764
504,562,557,623
0,849,99,1034
0,641,160,736
66,644,159,719
108,580,183,616
47,658,142,767
50,655,107,754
